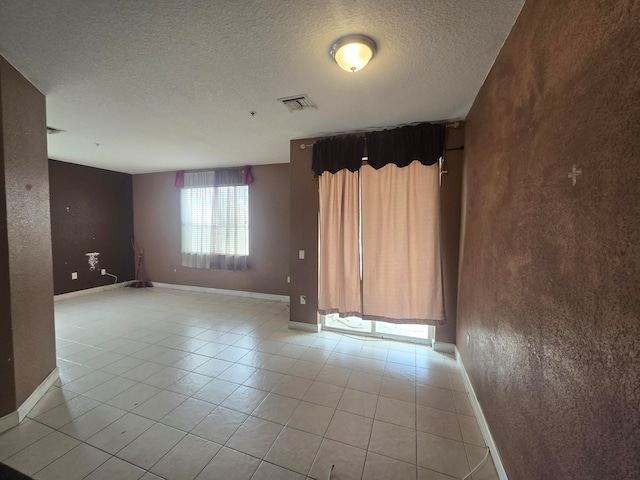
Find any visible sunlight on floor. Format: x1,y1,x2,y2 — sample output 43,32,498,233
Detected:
323,314,434,342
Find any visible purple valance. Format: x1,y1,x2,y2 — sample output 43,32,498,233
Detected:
174,170,184,188
175,166,253,188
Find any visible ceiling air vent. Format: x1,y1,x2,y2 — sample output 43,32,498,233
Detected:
47,126,65,135
277,94,316,112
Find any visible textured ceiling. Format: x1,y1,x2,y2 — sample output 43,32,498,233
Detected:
0,0,524,174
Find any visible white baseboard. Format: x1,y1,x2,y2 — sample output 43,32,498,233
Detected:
456,347,508,480
0,367,59,434
153,282,289,303
433,341,456,354
288,321,321,333
0,411,18,435
17,367,59,422
54,282,128,301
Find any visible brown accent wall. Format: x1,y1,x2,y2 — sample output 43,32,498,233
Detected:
49,160,135,295
0,69,16,416
0,55,56,411
132,164,289,296
289,132,463,331
457,1,640,479
289,139,320,324
435,125,464,344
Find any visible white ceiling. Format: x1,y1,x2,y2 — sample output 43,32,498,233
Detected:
0,0,524,174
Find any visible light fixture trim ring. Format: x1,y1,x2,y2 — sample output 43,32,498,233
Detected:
329,34,378,63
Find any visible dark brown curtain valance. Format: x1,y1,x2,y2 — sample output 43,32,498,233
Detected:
365,122,446,169
312,135,365,175
312,123,446,175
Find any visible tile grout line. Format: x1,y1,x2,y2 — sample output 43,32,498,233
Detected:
15,290,467,480
19,415,146,479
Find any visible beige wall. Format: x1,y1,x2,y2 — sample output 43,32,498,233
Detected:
458,0,640,478
0,55,56,413
132,163,290,296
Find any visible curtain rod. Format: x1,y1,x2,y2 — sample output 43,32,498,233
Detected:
299,121,460,150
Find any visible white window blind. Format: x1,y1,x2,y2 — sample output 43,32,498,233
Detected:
180,170,249,270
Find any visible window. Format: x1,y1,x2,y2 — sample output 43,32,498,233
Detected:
179,169,249,270
181,186,248,256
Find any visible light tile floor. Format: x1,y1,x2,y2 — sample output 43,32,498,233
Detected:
0,287,499,480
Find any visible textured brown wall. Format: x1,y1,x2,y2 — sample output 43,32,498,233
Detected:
289,132,463,330
132,164,289,296
49,160,135,295
457,1,640,479
0,77,17,416
435,125,464,344
0,56,56,408
289,138,320,325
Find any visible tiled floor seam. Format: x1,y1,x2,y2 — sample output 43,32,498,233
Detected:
18,290,483,480
32,403,168,473
26,407,163,475
4,422,126,480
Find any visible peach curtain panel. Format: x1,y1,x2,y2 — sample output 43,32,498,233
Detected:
313,123,446,326
318,170,362,317
361,161,445,324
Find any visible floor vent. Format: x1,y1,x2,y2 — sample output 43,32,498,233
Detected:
277,94,316,112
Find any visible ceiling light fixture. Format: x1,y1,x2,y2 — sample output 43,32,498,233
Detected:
329,34,377,73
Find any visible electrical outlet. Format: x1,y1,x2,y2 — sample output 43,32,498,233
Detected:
300,295,306,305
298,250,305,260
287,276,290,283
71,272,78,280
101,269,106,275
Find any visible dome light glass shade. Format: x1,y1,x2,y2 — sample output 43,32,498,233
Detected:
330,35,377,73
